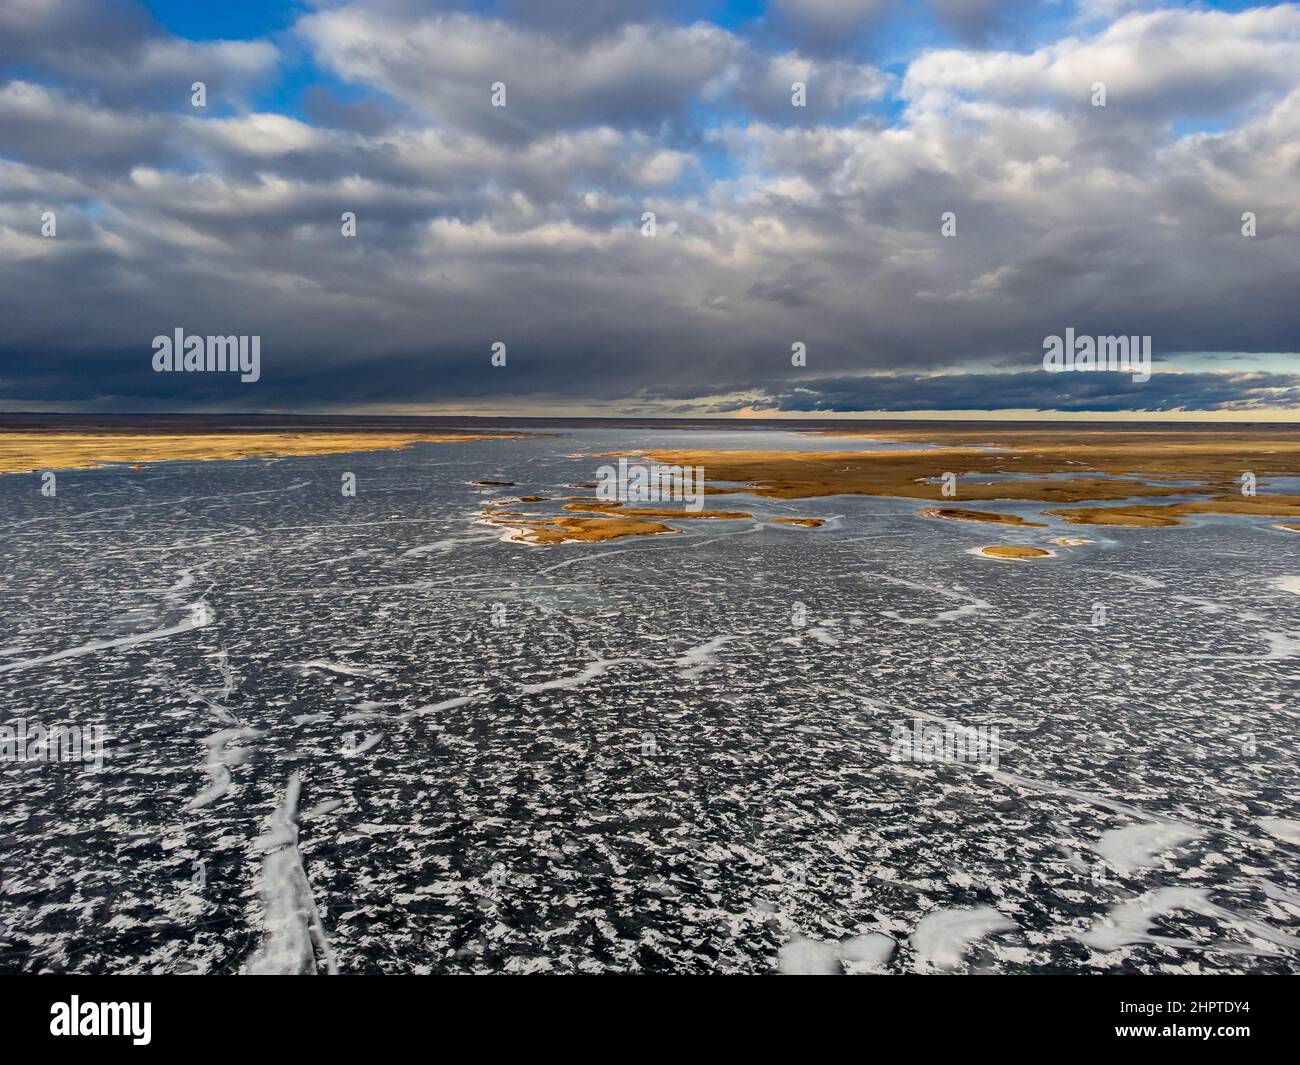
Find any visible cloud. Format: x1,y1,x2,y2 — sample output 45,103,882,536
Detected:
739,369,1300,413
927,0,1027,43
297,5,886,137
298,9,740,138
0,0,1297,415
903,6,1300,120
768,0,895,56
0,81,175,174
0,0,277,107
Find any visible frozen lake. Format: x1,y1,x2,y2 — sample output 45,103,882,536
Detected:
2,429,1299,973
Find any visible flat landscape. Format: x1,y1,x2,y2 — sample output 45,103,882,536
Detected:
2,419,1298,973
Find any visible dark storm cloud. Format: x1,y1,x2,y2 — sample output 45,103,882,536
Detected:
1,0,1298,415
738,370,1300,413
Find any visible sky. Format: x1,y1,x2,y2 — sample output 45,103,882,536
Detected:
0,0,1297,420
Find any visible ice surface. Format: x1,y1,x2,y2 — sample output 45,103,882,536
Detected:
2,428,1298,973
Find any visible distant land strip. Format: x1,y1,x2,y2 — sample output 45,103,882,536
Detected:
0,430,534,474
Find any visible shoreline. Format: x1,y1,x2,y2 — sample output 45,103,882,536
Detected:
10,421,1300,541
626,426,1300,531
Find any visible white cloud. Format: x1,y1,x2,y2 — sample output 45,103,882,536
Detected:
297,6,885,134
904,5,1300,119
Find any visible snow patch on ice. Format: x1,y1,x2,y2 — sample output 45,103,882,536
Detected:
0,610,211,673
777,931,895,974
1258,817,1300,845
246,772,338,975
522,656,647,693
399,695,476,719
1080,886,1300,955
1093,824,1202,875
674,635,739,678
343,732,384,757
911,906,1016,971
289,659,386,679
187,727,260,811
